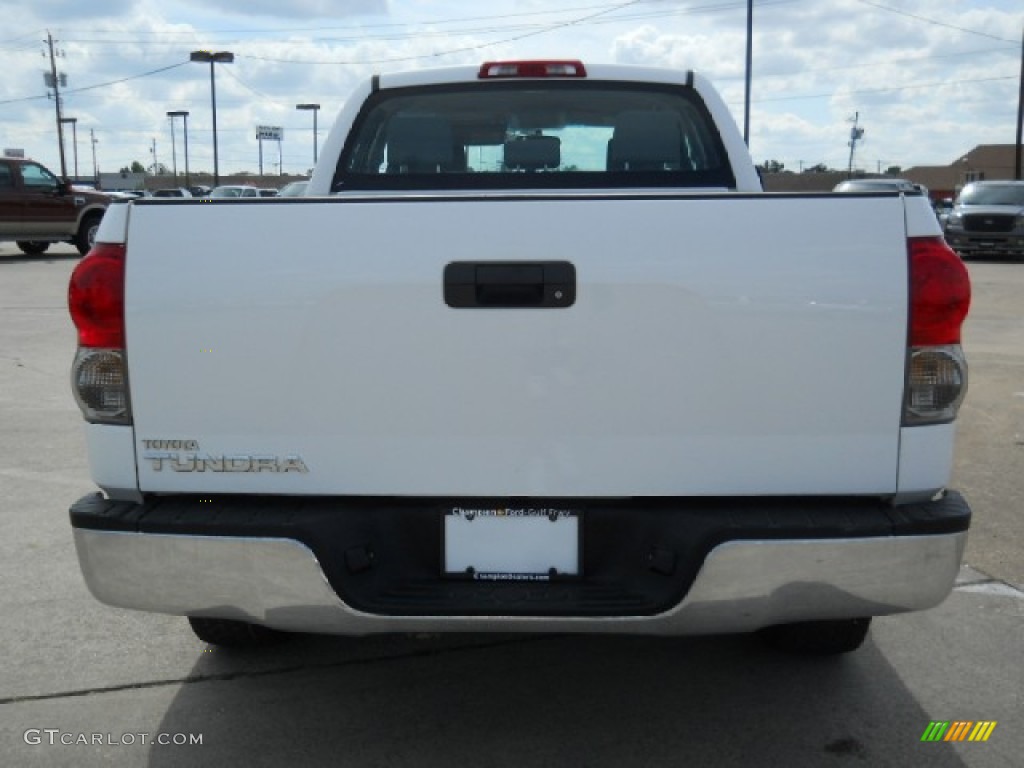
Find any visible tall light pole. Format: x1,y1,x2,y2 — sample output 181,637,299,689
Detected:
743,0,752,146
1015,23,1023,180
167,113,178,178
296,103,320,168
60,116,78,178
190,50,234,186
168,111,190,187
90,129,98,181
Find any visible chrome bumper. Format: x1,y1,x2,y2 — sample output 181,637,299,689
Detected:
73,528,967,635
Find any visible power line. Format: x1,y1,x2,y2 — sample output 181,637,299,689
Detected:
218,65,279,105
715,45,1019,82
53,2,628,40
0,60,188,105
238,0,647,66
0,28,45,45
737,74,1017,105
65,60,189,95
853,0,1018,44
53,2,784,49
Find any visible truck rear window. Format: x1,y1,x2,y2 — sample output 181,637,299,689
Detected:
333,82,735,191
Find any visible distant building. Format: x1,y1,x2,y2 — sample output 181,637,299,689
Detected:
761,144,1021,202
760,170,851,193
98,171,146,191
904,145,1021,202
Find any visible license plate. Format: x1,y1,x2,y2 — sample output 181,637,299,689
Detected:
443,506,580,580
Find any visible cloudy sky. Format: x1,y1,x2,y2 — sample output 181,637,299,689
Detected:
1,0,1021,180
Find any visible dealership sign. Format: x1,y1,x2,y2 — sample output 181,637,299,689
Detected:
256,125,283,141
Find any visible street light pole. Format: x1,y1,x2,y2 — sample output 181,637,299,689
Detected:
90,129,98,181
168,114,177,178
1015,23,1023,180
296,103,321,167
60,116,78,178
743,0,752,146
190,51,234,186
168,111,191,188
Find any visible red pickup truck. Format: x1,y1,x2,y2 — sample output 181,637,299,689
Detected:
0,157,110,255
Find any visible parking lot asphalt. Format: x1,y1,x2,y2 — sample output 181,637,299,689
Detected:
0,242,1021,767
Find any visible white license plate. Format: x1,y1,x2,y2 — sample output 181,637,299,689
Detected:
443,506,580,580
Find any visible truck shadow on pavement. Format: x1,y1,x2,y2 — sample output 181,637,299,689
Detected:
147,631,970,768
0,253,81,265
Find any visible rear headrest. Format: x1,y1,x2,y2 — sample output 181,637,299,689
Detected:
608,111,682,171
504,135,561,171
386,115,453,173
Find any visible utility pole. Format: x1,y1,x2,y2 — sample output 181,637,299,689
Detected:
847,112,864,177
150,138,158,175
45,30,68,179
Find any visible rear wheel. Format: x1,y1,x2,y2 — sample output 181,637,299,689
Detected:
759,617,871,656
16,241,50,255
187,616,286,648
74,213,103,255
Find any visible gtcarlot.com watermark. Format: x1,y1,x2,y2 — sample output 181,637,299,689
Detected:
24,729,202,747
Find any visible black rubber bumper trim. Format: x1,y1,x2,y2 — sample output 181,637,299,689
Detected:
70,492,971,618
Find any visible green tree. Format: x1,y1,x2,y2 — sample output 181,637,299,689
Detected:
885,165,902,175
758,159,785,173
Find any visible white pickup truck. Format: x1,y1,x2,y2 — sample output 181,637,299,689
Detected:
68,60,972,655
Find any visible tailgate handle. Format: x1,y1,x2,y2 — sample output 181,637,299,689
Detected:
444,261,575,308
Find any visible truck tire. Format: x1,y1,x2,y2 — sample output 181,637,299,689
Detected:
73,213,103,256
187,616,286,648
759,617,871,656
16,241,50,255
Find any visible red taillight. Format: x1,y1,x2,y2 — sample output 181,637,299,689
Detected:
908,237,970,346
69,243,126,348
478,60,587,79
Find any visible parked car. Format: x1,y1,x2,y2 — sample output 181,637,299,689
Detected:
106,190,146,200
834,178,928,196
189,185,212,198
209,185,259,199
0,156,111,255
258,188,279,197
151,187,193,198
943,180,1024,260
278,180,309,197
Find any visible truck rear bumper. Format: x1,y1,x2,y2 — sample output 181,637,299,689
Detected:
70,492,970,636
